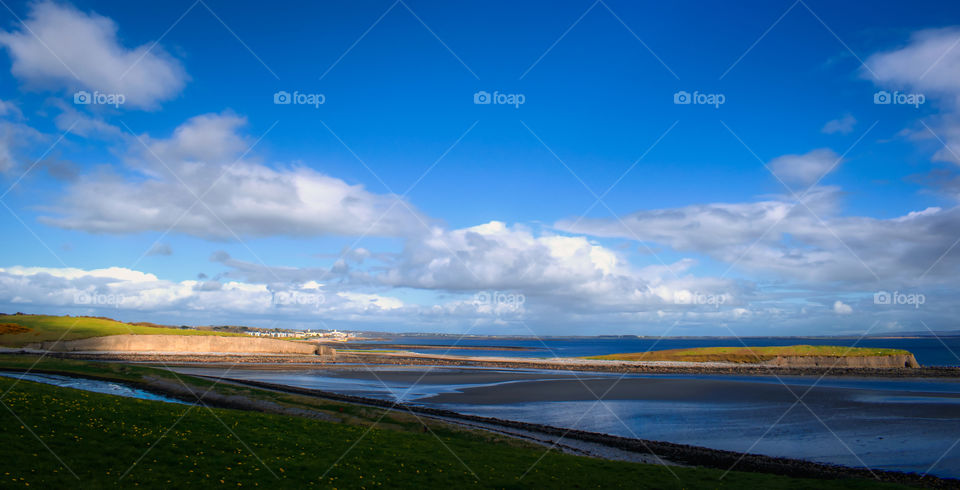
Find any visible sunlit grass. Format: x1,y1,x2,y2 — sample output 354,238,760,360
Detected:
0,314,242,347
586,345,913,363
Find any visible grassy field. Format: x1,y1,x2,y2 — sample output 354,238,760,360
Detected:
0,314,242,347
586,345,913,364
0,356,902,488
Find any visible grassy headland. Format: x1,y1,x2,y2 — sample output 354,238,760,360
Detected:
0,314,242,347
0,356,902,488
586,345,913,364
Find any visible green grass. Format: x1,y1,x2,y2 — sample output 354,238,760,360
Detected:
0,314,242,347
586,345,913,364
0,360,904,488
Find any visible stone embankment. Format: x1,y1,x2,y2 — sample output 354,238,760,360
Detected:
29,334,336,356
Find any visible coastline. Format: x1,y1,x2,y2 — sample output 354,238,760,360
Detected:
35,349,960,378
4,351,960,485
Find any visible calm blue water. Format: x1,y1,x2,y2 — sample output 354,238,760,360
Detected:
0,372,188,405
373,337,960,366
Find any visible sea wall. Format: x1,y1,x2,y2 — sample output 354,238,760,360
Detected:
32,334,336,356
762,354,919,368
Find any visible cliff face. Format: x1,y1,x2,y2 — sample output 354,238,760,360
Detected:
31,334,336,356
763,354,919,368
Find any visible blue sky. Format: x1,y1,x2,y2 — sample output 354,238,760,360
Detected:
0,0,959,335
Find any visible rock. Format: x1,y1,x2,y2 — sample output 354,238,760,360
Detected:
762,354,920,368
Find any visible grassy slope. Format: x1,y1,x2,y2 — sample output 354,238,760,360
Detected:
0,314,242,347
0,356,901,488
586,345,913,364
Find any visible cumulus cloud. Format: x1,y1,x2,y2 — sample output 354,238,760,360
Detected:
364,221,744,319
0,1,187,109
833,300,852,314
867,27,960,98
768,148,842,188
557,189,960,285
0,266,410,321
41,113,427,238
194,220,747,325
822,114,856,134
866,28,960,166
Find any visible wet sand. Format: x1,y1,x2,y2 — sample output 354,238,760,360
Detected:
422,375,960,408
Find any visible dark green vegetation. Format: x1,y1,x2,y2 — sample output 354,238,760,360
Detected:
0,356,904,488
0,314,242,347
587,345,913,364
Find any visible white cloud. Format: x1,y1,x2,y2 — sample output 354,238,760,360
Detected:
0,1,187,109
382,221,629,293
866,28,960,166
0,99,22,118
41,113,427,238
833,300,852,315
336,292,404,311
52,100,122,138
867,27,960,98
768,148,841,188
821,114,856,135
370,221,744,318
557,188,960,285
0,265,410,321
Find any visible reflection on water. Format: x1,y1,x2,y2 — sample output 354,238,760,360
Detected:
0,372,188,405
